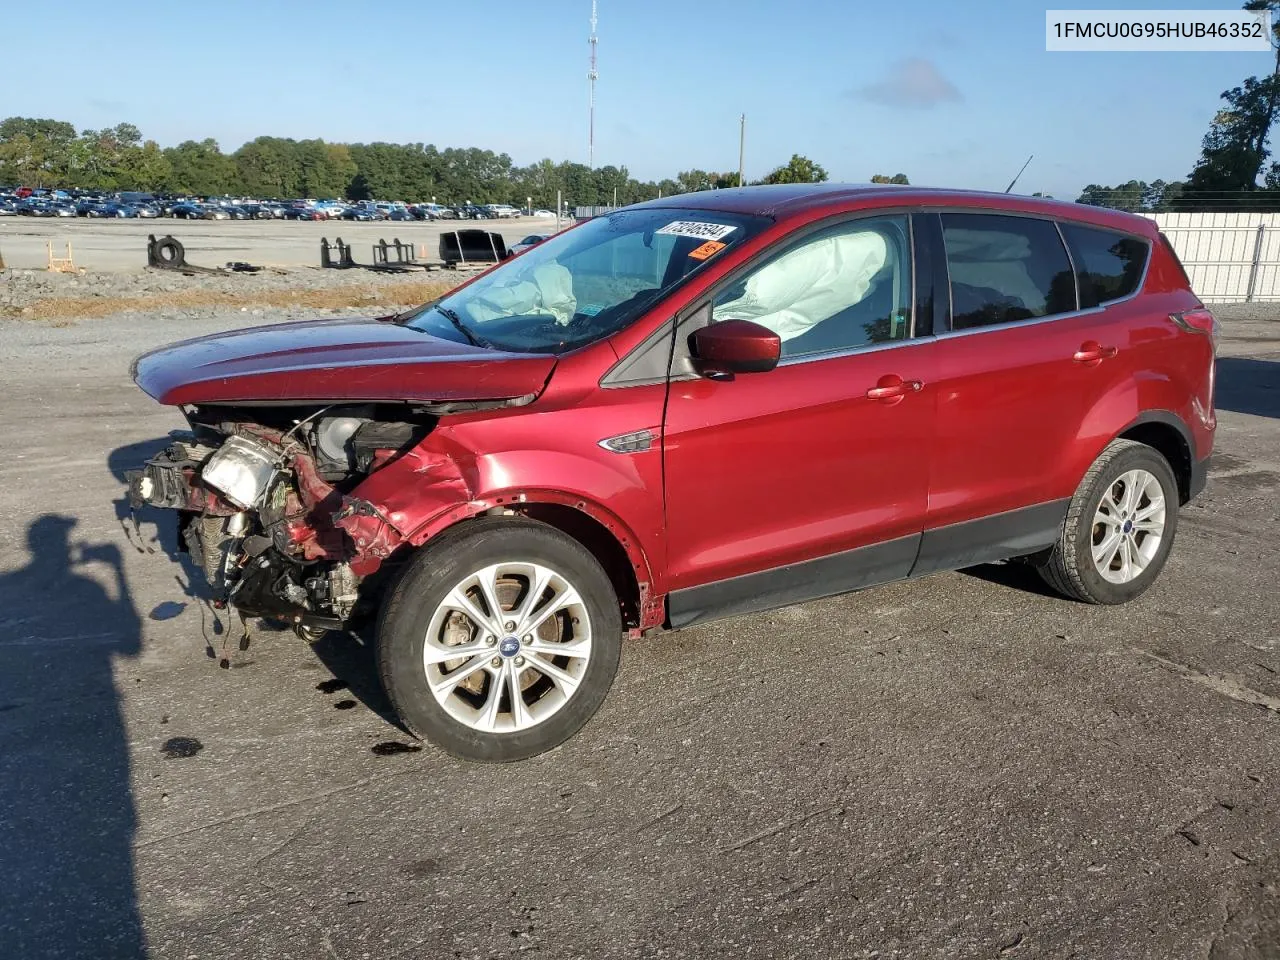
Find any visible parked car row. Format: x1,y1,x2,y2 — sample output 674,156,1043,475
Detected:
0,189,565,223
0,195,165,218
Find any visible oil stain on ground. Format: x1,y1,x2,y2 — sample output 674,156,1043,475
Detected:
160,737,203,759
371,741,422,756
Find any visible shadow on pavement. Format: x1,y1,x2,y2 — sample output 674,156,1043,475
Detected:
1216,357,1280,419
0,515,146,958
958,559,1062,598
308,629,404,730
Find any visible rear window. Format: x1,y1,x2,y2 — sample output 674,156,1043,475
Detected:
941,213,1077,330
1060,223,1149,308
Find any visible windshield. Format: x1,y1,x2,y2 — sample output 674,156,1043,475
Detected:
403,207,768,353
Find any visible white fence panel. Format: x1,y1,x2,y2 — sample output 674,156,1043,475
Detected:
1146,212,1280,303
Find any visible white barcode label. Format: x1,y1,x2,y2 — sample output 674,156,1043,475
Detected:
655,220,738,241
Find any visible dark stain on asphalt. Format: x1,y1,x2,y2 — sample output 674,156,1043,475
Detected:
148,601,187,621
371,741,422,756
316,679,348,694
405,858,440,877
333,699,357,710
160,737,204,759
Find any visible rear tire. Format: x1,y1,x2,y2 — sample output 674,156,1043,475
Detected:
376,517,622,762
1037,439,1179,604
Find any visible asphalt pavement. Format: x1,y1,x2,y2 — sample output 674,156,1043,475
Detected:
0,303,1276,959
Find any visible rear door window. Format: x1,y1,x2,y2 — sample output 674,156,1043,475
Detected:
1059,223,1150,308
940,213,1077,330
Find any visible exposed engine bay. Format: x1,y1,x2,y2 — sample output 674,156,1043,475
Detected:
126,404,435,629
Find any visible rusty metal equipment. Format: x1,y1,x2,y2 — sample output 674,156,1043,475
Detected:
372,238,419,269
320,236,357,269
46,241,78,273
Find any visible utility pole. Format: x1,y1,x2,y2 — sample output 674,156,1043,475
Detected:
588,0,599,170
738,114,745,187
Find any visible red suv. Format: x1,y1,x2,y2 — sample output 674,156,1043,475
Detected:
129,184,1217,760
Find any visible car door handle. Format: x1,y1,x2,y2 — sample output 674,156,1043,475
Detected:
1073,341,1118,363
866,375,923,400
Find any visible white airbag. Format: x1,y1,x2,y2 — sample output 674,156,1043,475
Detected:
712,231,888,341
469,261,578,326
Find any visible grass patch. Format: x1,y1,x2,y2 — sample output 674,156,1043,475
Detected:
3,277,458,324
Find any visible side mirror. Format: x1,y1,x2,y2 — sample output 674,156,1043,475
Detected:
691,319,781,376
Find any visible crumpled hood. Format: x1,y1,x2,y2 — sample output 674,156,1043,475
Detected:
131,316,556,405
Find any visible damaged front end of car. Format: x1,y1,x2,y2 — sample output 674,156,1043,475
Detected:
125,313,559,633
126,404,442,631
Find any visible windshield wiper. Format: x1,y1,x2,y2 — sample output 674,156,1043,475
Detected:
433,304,491,348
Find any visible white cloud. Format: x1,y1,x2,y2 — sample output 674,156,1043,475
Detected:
854,58,962,110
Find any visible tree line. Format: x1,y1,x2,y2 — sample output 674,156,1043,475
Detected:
1079,0,1280,211
0,117,837,207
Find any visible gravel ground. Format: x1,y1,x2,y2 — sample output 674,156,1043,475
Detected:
0,297,1277,959
0,264,437,305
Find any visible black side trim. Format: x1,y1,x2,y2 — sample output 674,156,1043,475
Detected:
601,317,676,388
911,211,948,338
1190,453,1210,500
911,499,1070,577
1117,409,1197,503
666,534,919,629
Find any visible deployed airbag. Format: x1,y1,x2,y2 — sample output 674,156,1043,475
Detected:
468,261,578,326
712,230,888,341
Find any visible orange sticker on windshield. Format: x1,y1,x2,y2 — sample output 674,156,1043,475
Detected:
688,240,727,261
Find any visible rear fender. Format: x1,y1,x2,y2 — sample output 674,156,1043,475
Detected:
1075,372,1197,489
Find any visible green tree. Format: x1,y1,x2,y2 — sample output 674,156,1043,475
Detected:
760,154,828,185
1185,77,1280,196
233,137,298,197
163,139,235,195
1076,181,1147,210
870,173,909,184
675,169,715,193
0,117,78,185
1180,2,1280,200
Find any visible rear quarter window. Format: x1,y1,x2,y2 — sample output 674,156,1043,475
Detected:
1059,222,1150,308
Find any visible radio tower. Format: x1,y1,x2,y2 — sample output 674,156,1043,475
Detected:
588,0,598,169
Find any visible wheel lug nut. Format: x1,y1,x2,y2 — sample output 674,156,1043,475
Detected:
491,657,502,667
514,656,525,667
485,636,496,646
522,634,532,643
505,621,515,631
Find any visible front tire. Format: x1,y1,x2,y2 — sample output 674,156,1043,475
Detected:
376,517,622,762
1037,439,1180,604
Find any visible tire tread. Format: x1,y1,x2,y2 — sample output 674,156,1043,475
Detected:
1037,439,1178,605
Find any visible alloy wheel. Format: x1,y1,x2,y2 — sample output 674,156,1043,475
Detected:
1091,468,1166,584
422,562,592,733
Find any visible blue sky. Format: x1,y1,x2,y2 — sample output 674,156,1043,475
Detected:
0,0,1273,199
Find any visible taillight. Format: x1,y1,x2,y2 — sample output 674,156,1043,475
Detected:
1170,307,1221,353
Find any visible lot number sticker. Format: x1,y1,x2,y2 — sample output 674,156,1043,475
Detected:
656,220,738,242
688,240,727,261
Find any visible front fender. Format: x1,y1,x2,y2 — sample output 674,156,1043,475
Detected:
345,430,664,600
